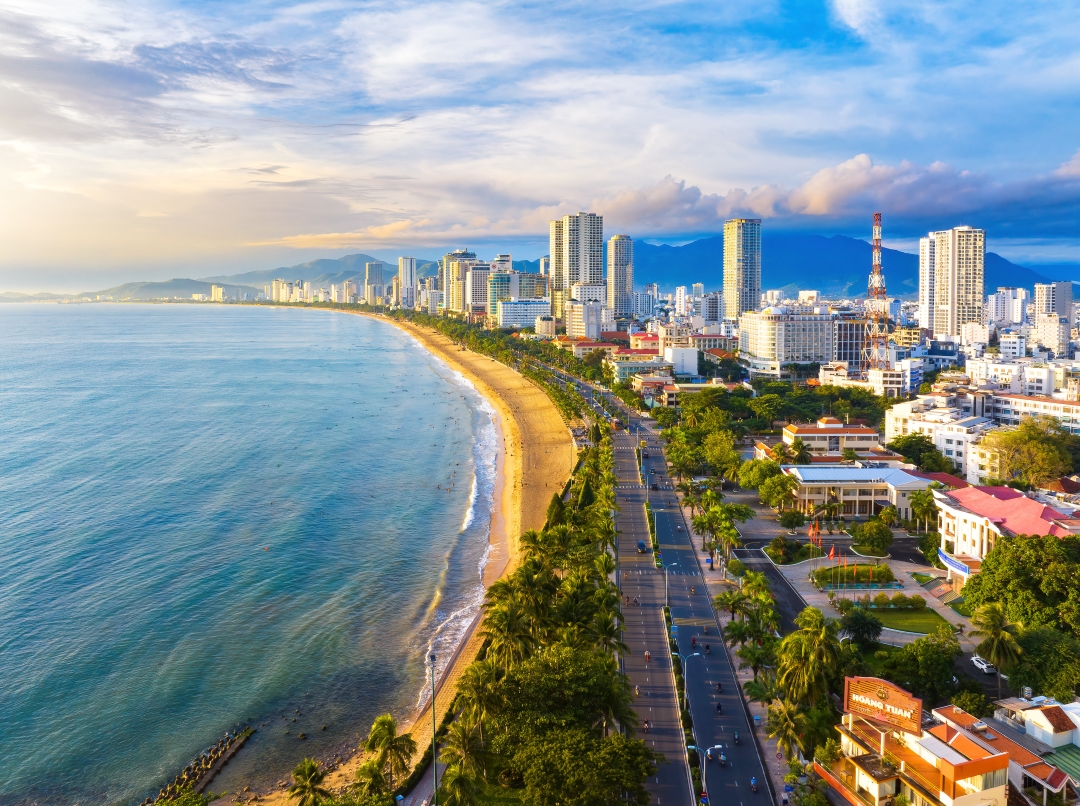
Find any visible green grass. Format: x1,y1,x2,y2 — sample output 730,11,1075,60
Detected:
874,608,954,634
911,572,937,585
950,598,974,618
851,544,889,557
860,642,902,676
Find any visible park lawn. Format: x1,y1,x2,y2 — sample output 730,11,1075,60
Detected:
874,608,954,634
911,572,937,585
851,543,889,557
764,544,813,565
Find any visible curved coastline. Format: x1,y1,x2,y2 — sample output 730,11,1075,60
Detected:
240,312,576,804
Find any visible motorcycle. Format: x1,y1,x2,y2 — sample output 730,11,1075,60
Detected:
719,751,727,767
716,702,722,714
705,644,711,655
716,682,722,693
643,720,650,733
734,730,740,745
751,777,758,794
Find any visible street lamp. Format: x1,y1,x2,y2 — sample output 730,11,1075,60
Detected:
686,745,710,805
430,652,438,806
664,562,679,608
674,650,701,701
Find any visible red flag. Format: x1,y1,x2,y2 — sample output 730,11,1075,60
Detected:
828,544,835,560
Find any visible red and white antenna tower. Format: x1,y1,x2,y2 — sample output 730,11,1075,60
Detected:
864,212,890,371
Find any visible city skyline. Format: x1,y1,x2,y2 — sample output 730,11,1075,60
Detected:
0,1,1078,292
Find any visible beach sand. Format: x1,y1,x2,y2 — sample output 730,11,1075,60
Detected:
237,315,574,804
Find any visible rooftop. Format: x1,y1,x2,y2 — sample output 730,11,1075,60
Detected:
908,470,971,489
938,486,1080,537
784,466,929,487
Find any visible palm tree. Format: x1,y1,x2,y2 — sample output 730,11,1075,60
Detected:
364,714,417,792
770,442,791,463
878,506,898,528
288,758,331,806
354,759,388,797
776,607,840,707
841,608,884,649
790,438,812,465
439,764,480,806
969,603,1023,698
596,672,638,736
591,610,631,657
481,601,535,670
593,552,617,580
715,590,749,620
440,721,485,780
909,490,937,534
767,699,808,760
457,660,499,743
743,673,779,707
736,641,773,681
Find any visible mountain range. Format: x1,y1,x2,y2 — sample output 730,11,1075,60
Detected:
0,234,1063,301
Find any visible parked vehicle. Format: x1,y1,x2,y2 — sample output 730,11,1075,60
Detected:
637,540,647,553
972,655,996,675
651,483,659,490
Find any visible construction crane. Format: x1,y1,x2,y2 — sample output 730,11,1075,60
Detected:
863,212,890,372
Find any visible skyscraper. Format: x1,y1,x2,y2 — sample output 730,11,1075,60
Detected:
933,226,985,338
438,249,477,310
398,257,417,309
549,212,603,319
918,235,938,330
365,262,385,305
723,218,762,320
675,286,688,317
606,234,633,318
1034,281,1073,320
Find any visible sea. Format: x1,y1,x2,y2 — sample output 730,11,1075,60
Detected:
0,303,498,805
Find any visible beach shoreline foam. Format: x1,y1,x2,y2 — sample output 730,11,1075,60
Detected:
236,313,575,804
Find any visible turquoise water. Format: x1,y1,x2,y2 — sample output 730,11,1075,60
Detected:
0,304,497,805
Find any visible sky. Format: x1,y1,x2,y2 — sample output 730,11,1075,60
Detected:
1,0,1079,292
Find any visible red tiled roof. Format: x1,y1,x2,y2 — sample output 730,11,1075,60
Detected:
1040,706,1076,733
942,486,1079,537
908,471,971,489
1041,476,1080,494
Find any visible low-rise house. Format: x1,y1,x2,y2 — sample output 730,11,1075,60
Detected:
935,486,1080,591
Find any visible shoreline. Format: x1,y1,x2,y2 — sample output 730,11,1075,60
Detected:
240,311,575,805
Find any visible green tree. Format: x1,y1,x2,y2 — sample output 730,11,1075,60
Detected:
760,473,800,510
950,688,994,718
545,493,566,527
776,607,841,707
439,764,480,806
440,721,486,781
766,699,808,760
853,520,893,554
703,430,740,476
908,490,938,534
750,394,784,428
289,758,332,806
878,506,898,528
841,608,884,650
980,415,1075,487
879,627,960,704
969,602,1023,698
886,433,953,472
1007,627,1080,702
779,510,806,533
841,448,859,462
364,715,417,792
514,729,659,806
354,759,388,797
962,534,1080,636
481,601,536,670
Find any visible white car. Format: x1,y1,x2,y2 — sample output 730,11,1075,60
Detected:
972,655,996,675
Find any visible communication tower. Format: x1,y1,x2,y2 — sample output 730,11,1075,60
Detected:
864,212,890,371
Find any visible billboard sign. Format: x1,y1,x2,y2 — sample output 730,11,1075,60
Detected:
844,677,922,734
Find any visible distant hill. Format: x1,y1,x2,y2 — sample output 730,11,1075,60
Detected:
633,234,1050,298
77,278,262,300
201,254,441,289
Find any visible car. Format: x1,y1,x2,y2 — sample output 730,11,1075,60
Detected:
642,452,650,459
637,540,647,553
972,655,996,675
649,468,656,475
676,525,682,531
651,483,659,490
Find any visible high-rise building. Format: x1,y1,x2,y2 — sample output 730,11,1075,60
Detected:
606,234,633,318
933,226,985,338
917,235,939,330
723,218,762,320
675,286,688,317
439,249,477,311
1035,313,1071,357
703,292,723,322
398,257,417,309
986,287,1028,325
565,299,614,340
538,257,549,276
633,292,657,319
211,285,224,302
465,267,491,315
644,283,660,298
1034,281,1073,321
692,283,704,297
549,212,603,319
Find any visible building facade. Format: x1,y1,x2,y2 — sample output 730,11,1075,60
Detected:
933,226,985,338
606,234,633,318
398,257,417,309
496,298,551,328
723,218,762,320
549,212,603,319
739,309,836,377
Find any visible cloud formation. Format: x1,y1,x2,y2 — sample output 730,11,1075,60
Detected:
0,0,1078,289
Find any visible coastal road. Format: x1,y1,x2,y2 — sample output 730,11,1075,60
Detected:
614,429,694,806
638,435,771,806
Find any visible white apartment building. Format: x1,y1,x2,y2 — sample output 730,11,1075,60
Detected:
606,235,633,318
464,267,490,315
739,309,836,378
490,253,513,272
723,218,762,320
674,286,688,317
1035,281,1073,319
565,299,614,340
933,226,985,338
885,397,994,481
211,284,224,302
1035,313,1071,357
657,322,692,352
496,298,551,328
782,466,932,520
398,257,417,309
985,287,1028,326
534,315,556,338
918,235,936,330
570,282,606,304
663,346,698,375
549,212,603,319
633,292,657,319
999,333,1027,358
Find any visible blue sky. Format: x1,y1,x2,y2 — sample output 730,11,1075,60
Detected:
1,0,1078,290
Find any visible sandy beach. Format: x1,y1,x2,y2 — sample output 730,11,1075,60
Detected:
238,314,575,804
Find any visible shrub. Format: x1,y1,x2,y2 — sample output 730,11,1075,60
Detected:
909,595,927,610
891,592,910,609
855,520,894,553
858,594,873,608
779,510,806,530
873,593,892,608
951,689,994,718
834,598,855,615
814,738,841,766
727,558,747,577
